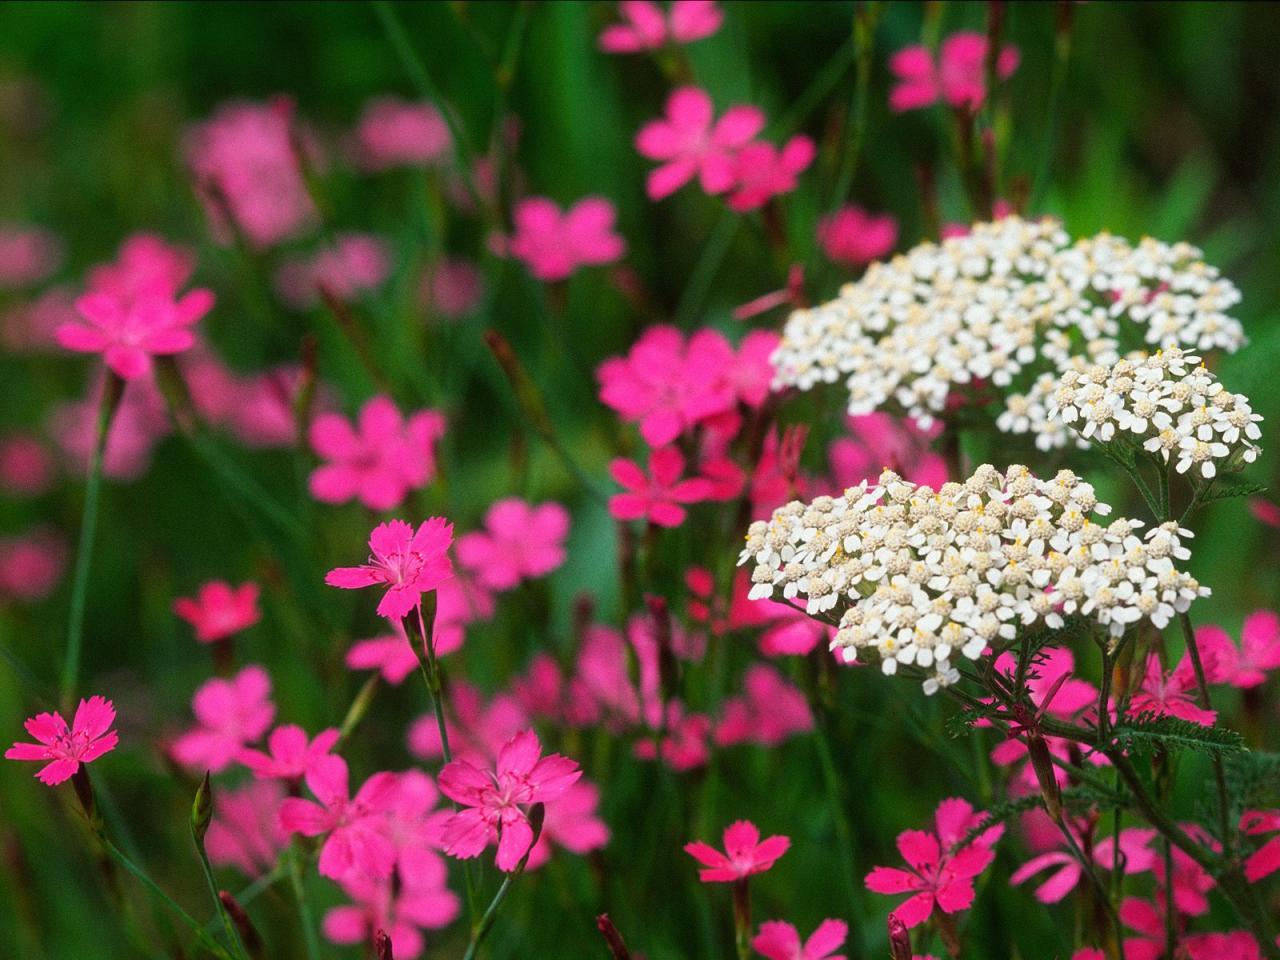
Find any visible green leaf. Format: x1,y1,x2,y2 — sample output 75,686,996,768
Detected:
1110,716,1246,756
1199,478,1268,504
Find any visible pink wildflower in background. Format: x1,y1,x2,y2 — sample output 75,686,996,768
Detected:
524,779,611,870
185,98,317,248
2,286,78,352
0,528,66,603
408,681,528,766
229,364,320,449
1197,612,1280,688
206,779,290,876
355,96,451,170
274,233,392,309
1183,932,1264,960
457,499,570,591
685,819,790,882
57,284,214,380
432,572,495,656
323,867,459,960
828,413,947,490
599,0,722,53
0,434,54,496
817,206,898,267
753,919,848,960
1241,809,1280,882
635,701,712,770
85,233,195,303
421,258,483,319
437,728,582,871
635,87,764,199
0,224,63,289
889,32,1020,113
506,196,625,281
730,571,831,656
1010,825,1154,903
5,695,118,785
173,580,261,643
609,446,713,527
727,136,815,212
1128,637,1232,727
865,797,1004,928
170,665,276,773
309,396,446,511
326,518,454,620
714,664,813,747
50,375,170,481
278,755,400,879
239,724,340,782
345,634,420,685
1248,498,1280,528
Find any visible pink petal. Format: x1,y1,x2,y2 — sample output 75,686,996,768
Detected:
751,921,801,960
496,816,534,871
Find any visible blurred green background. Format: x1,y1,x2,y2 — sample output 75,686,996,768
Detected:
1,2,1279,958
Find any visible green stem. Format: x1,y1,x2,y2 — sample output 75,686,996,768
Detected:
288,840,321,960
1175,611,1232,853
811,717,866,959
825,2,881,212
462,806,544,960
196,829,248,959
60,371,123,708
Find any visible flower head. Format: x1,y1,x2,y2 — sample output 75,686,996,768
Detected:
609,446,713,528
275,233,391,309
506,197,625,282
239,724,340,782
1197,611,1280,689
753,919,848,960
206,780,290,876
309,396,446,511
326,519,454,620
727,137,815,212
817,206,898,268
345,634,420,685
714,664,813,747
524,779,611,871
685,819,790,882
437,729,582,871
173,580,261,643
6,696,118,785
456,498,570,591
86,233,195,303
171,665,276,773
599,0,722,53
889,32,1019,112
57,286,214,380
355,96,451,171
635,87,764,199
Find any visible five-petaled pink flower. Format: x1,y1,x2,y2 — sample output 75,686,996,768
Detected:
457,498,571,591
1241,809,1280,883
1128,632,1234,728
326,518,454,620
173,580,261,643
6,696,119,785
345,634,421,685
437,728,582,871
355,96,451,171
714,663,813,747
57,287,214,380
636,87,764,200
817,206,899,267
727,137,816,212
599,1,722,53
239,724,340,782
889,32,1020,113
1197,611,1280,689
752,918,848,960
609,446,713,528
171,665,276,773
864,797,1004,928
309,395,446,511
685,819,790,882
278,755,401,879
506,197,625,282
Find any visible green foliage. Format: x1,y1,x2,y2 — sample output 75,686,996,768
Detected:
1110,716,1247,757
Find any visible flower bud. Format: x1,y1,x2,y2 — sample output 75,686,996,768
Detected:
1027,734,1063,822
374,929,395,960
888,912,912,960
595,914,632,960
191,771,214,845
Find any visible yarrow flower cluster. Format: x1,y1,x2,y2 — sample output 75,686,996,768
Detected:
1050,347,1262,480
740,464,1209,693
771,217,1246,450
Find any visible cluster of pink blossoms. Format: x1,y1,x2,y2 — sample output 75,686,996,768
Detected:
888,32,1020,113
598,0,722,53
274,232,393,310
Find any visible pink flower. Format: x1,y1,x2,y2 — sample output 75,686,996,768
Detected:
437,729,582,871
727,137,815,212
714,664,813,747
1248,498,1280,528
279,756,401,879
817,206,898,267
1184,932,1263,960
864,797,1004,928
408,682,528,766
345,634,420,685
457,499,570,591
239,724,340,782
0,434,54,496
506,196,625,282
355,96,451,171
729,571,831,656
5,696,118,785
323,868,459,960
275,233,392,310
753,919,847,960
634,700,711,770
685,819,790,882
206,780,290,876
599,0,722,53
609,446,713,527
0,528,67,603
173,580,261,643
326,519,454,620
0,224,62,289
50,376,170,481
1197,612,1280,689
1128,645,1226,728
828,414,947,491
86,234,195,303
1241,809,1280,883
57,286,214,380
421,258,483,319
170,665,276,773
1118,896,1168,960
185,98,316,249
596,325,738,446
308,396,446,511
1010,825,1154,903
228,364,321,449
889,32,1020,113
636,87,764,199
432,572,495,656
524,779,611,871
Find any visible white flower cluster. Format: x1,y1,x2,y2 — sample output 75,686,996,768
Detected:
771,217,1245,449
1051,347,1262,479
739,465,1208,695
